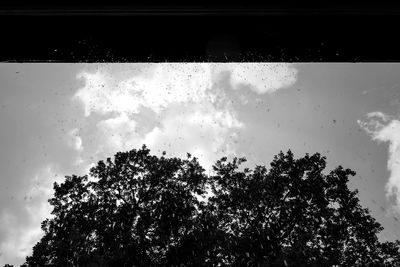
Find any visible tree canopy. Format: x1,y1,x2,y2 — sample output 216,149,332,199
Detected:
21,145,400,266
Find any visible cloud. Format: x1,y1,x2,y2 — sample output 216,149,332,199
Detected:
213,63,298,94
73,63,249,171
142,102,243,172
72,64,298,172
74,63,215,116
358,112,400,210
96,113,140,152
0,165,63,265
67,128,83,151
74,63,298,117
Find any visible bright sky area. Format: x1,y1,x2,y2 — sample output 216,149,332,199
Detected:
1,63,400,265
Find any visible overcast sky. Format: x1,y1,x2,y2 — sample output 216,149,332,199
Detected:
1,63,400,265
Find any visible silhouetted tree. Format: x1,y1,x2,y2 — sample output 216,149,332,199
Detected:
23,145,400,266
207,151,400,266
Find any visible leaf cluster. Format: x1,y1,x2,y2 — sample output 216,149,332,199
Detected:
22,146,400,267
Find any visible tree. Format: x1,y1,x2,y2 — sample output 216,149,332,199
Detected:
207,151,400,266
23,145,400,266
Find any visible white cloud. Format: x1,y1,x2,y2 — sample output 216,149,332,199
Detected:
67,128,83,151
367,111,391,121
213,63,298,94
96,113,140,152
142,102,243,172
358,112,400,211
0,165,63,266
74,63,215,116
72,63,297,172
74,63,298,117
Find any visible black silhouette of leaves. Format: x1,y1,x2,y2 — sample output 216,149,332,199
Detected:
23,145,400,266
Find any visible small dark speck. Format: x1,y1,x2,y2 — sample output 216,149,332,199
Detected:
380,206,386,212
16,71,19,74
394,216,399,222
333,119,337,124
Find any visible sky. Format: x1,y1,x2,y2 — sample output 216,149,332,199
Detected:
1,63,400,265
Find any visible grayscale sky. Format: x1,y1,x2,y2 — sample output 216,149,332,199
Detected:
1,63,400,265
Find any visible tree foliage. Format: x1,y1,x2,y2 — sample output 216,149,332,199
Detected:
22,145,400,266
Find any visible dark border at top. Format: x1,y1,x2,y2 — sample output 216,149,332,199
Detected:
1,2,400,62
